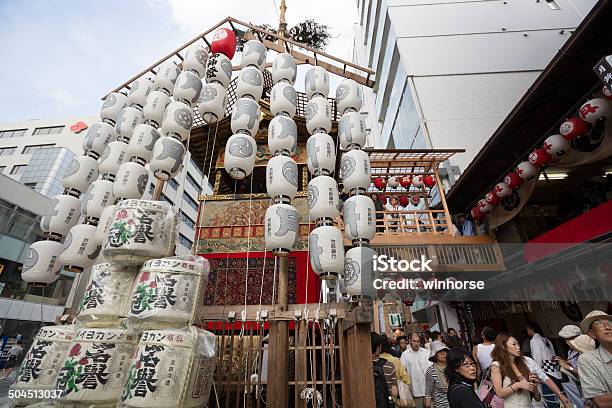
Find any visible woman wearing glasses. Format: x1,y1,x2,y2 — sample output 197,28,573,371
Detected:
445,348,486,408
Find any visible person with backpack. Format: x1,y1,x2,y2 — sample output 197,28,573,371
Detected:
372,332,399,408
445,348,486,408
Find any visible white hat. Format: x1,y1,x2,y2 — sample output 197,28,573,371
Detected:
558,325,581,339
429,340,450,362
580,310,612,333
568,334,596,354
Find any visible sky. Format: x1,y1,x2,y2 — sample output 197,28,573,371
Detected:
0,0,359,123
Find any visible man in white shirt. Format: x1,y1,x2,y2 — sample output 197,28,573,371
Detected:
527,322,563,408
401,332,431,408
524,356,572,408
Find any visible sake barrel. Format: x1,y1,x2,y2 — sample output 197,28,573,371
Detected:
77,263,138,327
121,327,216,408
10,325,75,405
126,256,210,330
102,200,178,265
54,327,138,406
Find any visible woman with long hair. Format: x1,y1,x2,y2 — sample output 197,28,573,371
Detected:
490,333,541,408
445,348,485,408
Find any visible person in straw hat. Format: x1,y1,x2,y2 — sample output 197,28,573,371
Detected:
578,310,612,407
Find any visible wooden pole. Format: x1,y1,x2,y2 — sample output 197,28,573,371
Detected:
267,254,289,408
278,0,288,39
152,178,165,201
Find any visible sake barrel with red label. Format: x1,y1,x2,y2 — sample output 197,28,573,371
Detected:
102,200,178,265
121,327,216,408
77,263,138,327
10,325,75,405
54,327,138,405
126,256,210,330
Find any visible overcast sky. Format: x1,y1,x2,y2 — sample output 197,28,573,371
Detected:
0,0,358,123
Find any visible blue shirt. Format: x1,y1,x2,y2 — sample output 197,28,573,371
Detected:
462,220,475,236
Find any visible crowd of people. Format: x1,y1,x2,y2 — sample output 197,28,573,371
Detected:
371,310,611,408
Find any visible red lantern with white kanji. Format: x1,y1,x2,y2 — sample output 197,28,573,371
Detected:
494,182,511,198
210,28,236,60
374,177,386,190
471,207,486,221
485,191,501,206
423,175,436,188
387,176,400,189
516,161,538,180
559,117,589,140
528,148,552,168
504,172,524,189
410,195,420,206
543,134,570,161
579,98,612,124
477,199,492,213
399,176,411,188
399,195,409,207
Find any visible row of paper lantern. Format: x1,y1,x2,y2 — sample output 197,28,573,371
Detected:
472,97,612,220
373,174,437,191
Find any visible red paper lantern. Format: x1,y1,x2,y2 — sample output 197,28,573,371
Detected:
210,28,237,60
399,195,409,207
559,117,589,141
528,148,552,168
378,194,387,204
423,175,436,188
373,177,387,191
504,172,524,189
399,176,411,188
485,191,501,206
471,206,486,221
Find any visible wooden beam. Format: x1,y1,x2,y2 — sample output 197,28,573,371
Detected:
343,306,376,408
197,303,347,322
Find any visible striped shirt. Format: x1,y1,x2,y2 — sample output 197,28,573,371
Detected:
425,365,450,408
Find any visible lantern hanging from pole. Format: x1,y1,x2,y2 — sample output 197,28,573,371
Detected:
268,115,298,156
398,195,409,207
113,161,149,200
224,134,257,180
231,98,261,137
343,195,376,243
161,101,193,142
82,122,116,160
378,194,387,204
344,245,375,298
267,155,299,202
153,60,181,96
40,194,81,240
95,205,116,245
412,175,424,188
477,199,493,213
241,40,267,70
21,240,63,284
265,203,299,255
309,225,344,280
504,172,524,189
373,177,386,190
236,66,264,101
399,176,411,188
127,124,161,165
387,176,400,189
305,96,332,135
307,133,336,176
100,92,128,125
115,106,144,142
143,91,170,129
197,83,227,125
335,78,361,115
59,223,100,273
494,182,511,198
149,136,186,180
485,191,501,206
99,141,128,180
173,71,202,107
127,77,153,110
528,148,552,168
471,206,486,221
543,134,570,160
341,149,371,194
210,28,237,60
307,175,340,222
182,45,208,78
559,117,589,140
271,53,297,85
205,53,233,88
270,82,297,118
516,161,538,180
579,98,612,124
410,194,420,206
338,111,366,150
82,180,115,221
304,66,330,99
62,155,99,197
423,175,436,188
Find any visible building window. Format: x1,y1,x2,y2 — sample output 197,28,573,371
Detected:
167,178,179,190
546,0,560,10
0,129,26,139
32,126,64,135
24,182,37,189
10,165,26,175
179,211,195,229
184,193,198,211
148,183,155,194
0,147,17,157
160,193,174,206
22,144,55,154
186,172,200,191
178,233,193,249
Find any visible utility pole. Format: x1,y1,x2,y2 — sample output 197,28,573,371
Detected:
278,0,288,42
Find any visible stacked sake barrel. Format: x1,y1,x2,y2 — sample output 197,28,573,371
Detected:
336,80,376,301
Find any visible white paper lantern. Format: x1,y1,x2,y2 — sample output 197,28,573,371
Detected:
543,134,570,160
266,155,298,202
265,203,299,254
62,155,99,196
241,40,267,69
336,78,361,114
410,195,421,206
268,115,297,156
271,52,297,84
579,98,612,124
113,161,149,199
182,45,208,77
197,82,227,124
494,182,512,198
121,327,216,408
305,96,332,135
173,71,202,106
127,77,153,109
99,140,128,179
153,60,181,95
55,328,138,405
236,66,264,101
77,263,137,327
81,180,115,220
387,176,400,189
161,100,193,142
149,136,186,180
338,111,366,150
116,106,144,142
516,161,538,180
59,224,100,272
103,200,178,264
143,90,170,128
40,194,81,239
412,175,424,188
341,149,371,194
271,82,297,118
82,122,116,159
21,240,63,284
307,133,336,176
127,123,161,164
343,195,376,243
231,98,261,136
224,134,257,179
344,246,375,298
477,199,493,213
205,53,233,88
307,175,340,221
100,92,128,125
309,225,344,280
304,66,329,99
95,204,116,245
126,256,209,329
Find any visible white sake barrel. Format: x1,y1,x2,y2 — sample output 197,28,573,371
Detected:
10,325,75,405
102,200,178,265
54,328,138,406
126,256,210,330
121,327,216,408
77,263,138,327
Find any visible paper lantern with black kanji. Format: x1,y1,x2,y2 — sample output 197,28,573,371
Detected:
115,106,144,142
307,132,336,176
308,175,339,221
304,66,329,99
411,175,424,188
344,245,375,298
271,82,297,118
205,53,233,88
241,40,267,70
153,60,181,96
387,176,400,189
59,224,100,273
99,141,128,180
197,82,227,124
21,240,63,284
579,98,612,124
161,101,193,142
143,90,170,129
343,195,375,243
149,137,186,180
559,117,589,141
236,66,264,101
528,148,552,168
127,77,153,109
423,175,436,188
373,177,386,190
305,96,332,135
82,122,115,160
271,53,297,85
173,71,202,107
338,111,366,150
267,155,298,202
62,155,99,196
40,194,81,239
182,45,208,78
231,98,261,137
543,134,570,160
341,149,371,194
504,172,524,189
210,28,236,60
82,180,115,221
127,124,161,165
95,205,116,245
485,191,501,206
516,161,538,180
477,199,492,213
269,115,297,156
265,203,299,255
113,162,149,200
494,182,511,198
224,134,257,180
309,226,344,280
101,92,128,126
335,78,361,114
